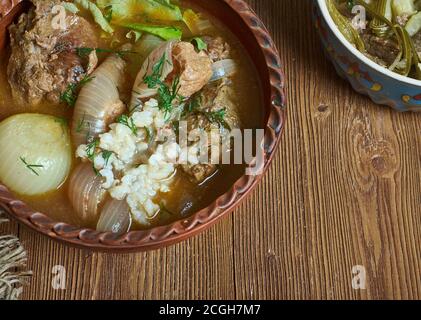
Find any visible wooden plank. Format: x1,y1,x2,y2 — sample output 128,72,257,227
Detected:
232,0,420,300
19,219,235,300
4,0,419,299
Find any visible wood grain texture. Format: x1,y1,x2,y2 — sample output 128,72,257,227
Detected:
0,0,419,300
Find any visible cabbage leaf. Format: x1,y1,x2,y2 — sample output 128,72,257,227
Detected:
118,22,182,40
75,0,114,33
96,0,183,22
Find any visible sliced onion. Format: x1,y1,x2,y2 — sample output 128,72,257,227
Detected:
135,34,165,60
68,163,106,225
97,199,132,235
210,59,237,82
130,40,177,110
71,54,126,147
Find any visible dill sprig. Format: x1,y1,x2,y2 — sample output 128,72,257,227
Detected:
143,54,182,118
20,157,44,176
60,76,95,107
102,150,113,166
75,47,138,59
116,115,138,136
158,75,181,116
76,113,87,133
86,139,99,161
202,108,230,130
144,54,166,89
182,93,202,117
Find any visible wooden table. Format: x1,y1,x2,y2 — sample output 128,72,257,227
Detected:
1,0,420,300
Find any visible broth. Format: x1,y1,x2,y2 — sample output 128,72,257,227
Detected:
0,0,263,230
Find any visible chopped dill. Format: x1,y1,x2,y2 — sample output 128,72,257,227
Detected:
202,108,230,129
60,76,95,107
75,47,138,59
102,150,113,166
158,75,181,117
76,113,87,133
144,53,166,89
20,157,44,176
183,94,202,117
144,127,154,143
143,54,183,119
86,139,99,161
117,115,138,136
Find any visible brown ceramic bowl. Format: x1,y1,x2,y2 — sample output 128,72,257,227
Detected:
0,0,286,252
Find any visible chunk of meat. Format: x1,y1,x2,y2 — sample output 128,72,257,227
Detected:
187,80,240,132
361,32,399,66
182,80,241,184
171,42,212,97
203,36,231,62
7,0,98,106
0,0,24,50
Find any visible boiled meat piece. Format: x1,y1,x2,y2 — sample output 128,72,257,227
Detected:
171,41,213,98
7,0,98,106
203,36,231,62
182,80,241,184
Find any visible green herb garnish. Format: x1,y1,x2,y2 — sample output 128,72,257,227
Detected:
183,94,202,116
203,108,230,129
143,54,182,118
75,47,137,58
76,113,87,133
144,53,166,88
144,127,153,142
86,139,99,161
102,150,113,166
157,75,181,117
60,76,95,107
20,157,44,176
117,115,138,136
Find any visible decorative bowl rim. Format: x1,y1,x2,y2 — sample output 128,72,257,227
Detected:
0,0,286,252
316,0,421,87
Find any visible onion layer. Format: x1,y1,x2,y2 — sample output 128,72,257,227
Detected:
130,40,177,109
0,114,71,196
210,59,237,82
97,199,132,235
71,54,127,147
68,163,106,225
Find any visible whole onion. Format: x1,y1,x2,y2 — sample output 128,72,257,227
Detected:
0,114,72,196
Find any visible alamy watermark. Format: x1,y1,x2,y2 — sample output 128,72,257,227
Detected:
351,5,367,31
352,265,367,290
52,265,66,290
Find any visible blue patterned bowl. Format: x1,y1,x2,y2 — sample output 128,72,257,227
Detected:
314,0,421,112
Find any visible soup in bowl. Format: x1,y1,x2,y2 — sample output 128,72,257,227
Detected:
0,0,285,251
